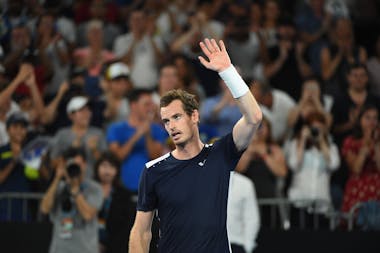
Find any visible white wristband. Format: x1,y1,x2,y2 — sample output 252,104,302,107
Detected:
218,65,249,98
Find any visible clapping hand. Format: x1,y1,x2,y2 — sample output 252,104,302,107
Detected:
198,38,231,72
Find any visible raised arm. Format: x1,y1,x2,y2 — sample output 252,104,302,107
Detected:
198,38,262,151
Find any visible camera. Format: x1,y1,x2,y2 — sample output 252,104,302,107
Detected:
310,126,320,138
66,160,81,178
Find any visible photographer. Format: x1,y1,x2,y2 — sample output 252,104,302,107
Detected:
284,111,340,228
40,147,103,253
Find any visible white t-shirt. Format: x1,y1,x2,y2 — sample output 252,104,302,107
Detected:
113,33,164,90
261,89,296,142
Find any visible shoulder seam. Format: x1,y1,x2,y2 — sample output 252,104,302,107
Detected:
145,152,170,169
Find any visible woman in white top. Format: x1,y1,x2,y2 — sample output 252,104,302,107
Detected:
285,110,340,219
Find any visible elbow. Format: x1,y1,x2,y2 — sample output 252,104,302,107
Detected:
82,211,97,222
251,109,263,125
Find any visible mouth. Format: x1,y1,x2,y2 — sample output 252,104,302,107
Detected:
171,131,181,140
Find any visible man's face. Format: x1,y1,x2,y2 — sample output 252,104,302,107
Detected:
110,78,130,97
161,100,198,147
132,93,155,120
69,106,91,128
159,66,180,93
7,123,27,143
347,67,368,90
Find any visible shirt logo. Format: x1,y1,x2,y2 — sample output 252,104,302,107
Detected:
198,159,207,166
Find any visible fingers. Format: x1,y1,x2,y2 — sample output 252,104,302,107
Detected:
198,56,210,69
199,41,211,58
218,40,226,52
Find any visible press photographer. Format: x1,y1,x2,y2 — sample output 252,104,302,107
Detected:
284,111,341,228
40,147,103,253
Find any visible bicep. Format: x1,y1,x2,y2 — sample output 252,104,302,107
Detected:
232,118,259,152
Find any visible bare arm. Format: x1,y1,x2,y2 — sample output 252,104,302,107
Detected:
40,163,65,214
198,38,262,151
0,64,32,107
129,211,154,253
320,46,343,81
0,161,16,184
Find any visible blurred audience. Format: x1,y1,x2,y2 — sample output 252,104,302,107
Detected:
40,147,103,253
94,152,137,253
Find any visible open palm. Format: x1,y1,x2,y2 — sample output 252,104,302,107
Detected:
198,38,231,72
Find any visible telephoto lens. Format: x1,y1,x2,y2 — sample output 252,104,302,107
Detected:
66,160,81,178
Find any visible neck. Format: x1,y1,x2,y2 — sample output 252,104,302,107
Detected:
72,124,87,134
101,183,112,196
172,137,204,160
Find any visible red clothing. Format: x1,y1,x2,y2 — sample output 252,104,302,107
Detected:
341,136,380,212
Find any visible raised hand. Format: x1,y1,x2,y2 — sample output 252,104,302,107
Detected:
198,38,231,72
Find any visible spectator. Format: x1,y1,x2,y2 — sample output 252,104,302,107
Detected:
320,17,367,96
236,116,287,227
227,172,260,253
0,64,43,143
49,96,107,179
263,16,313,101
73,19,115,77
331,63,380,147
34,11,70,98
113,9,164,90
295,0,331,74
101,62,133,125
287,77,333,134
250,80,296,144
341,105,380,216
0,113,31,221
40,147,103,253
224,13,262,82
367,33,380,97
76,1,121,51
260,0,281,49
200,77,242,137
106,89,167,192
94,152,137,253
172,54,206,102
285,111,340,227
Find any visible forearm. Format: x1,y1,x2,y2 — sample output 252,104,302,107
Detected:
145,136,163,159
219,65,262,150
40,177,60,214
129,227,152,253
0,78,21,106
29,82,45,120
74,194,97,221
322,53,342,80
0,161,16,184
113,133,141,160
264,57,286,78
264,155,287,177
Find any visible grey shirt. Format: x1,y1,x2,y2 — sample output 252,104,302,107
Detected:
50,127,107,179
49,179,103,253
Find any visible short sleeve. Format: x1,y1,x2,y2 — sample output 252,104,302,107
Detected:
137,167,157,211
217,133,243,171
106,123,120,144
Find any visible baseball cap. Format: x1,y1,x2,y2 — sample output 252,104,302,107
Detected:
106,62,130,80
6,112,29,128
66,96,89,114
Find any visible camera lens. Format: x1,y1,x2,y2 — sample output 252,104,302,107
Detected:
310,127,319,138
66,161,81,178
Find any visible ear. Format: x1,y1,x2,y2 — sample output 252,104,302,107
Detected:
191,109,200,124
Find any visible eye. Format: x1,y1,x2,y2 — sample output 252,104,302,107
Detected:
174,114,181,120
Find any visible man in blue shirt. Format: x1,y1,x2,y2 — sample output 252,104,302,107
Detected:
129,38,263,253
107,89,167,192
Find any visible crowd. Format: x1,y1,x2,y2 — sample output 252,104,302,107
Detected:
1,0,380,252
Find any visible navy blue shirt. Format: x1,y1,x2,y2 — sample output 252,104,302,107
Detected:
137,134,242,253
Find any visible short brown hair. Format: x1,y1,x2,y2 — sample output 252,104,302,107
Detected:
160,89,199,116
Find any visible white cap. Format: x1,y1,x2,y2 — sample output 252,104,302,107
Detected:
107,62,130,80
66,96,89,114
